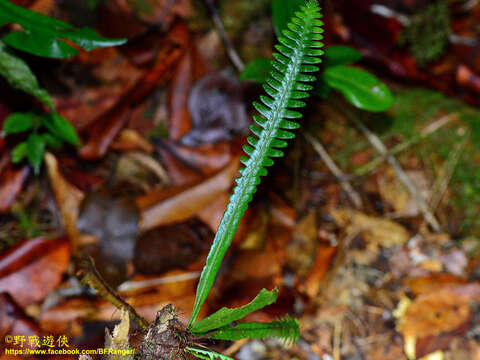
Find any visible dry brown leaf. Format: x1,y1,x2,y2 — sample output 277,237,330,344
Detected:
330,208,410,249
404,274,469,296
0,237,71,306
110,129,155,153
45,153,88,250
0,166,29,213
303,244,337,298
397,283,480,358
137,158,240,232
286,211,318,276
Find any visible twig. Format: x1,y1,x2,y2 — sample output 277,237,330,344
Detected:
429,130,468,211
355,113,458,176
338,104,442,232
78,257,149,329
203,0,245,72
304,132,363,208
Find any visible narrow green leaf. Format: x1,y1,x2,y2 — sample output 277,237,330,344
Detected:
324,45,362,68
323,65,394,112
42,112,81,147
26,133,45,174
0,40,53,107
3,112,36,134
11,141,28,163
204,317,300,344
240,58,271,83
191,288,278,333
3,31,78,59
0,0,126,59
272,0,304,36
185,347,234,360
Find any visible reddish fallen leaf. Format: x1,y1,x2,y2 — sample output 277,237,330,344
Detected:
79,39,183,160
303,244,337,298
457,64,480,94
0,293,40,352
137,158,240,232
169,24,194,141
0,166,30,213
157,139,234,175
134,224,201,274
0,237,71,306
405,274,470,297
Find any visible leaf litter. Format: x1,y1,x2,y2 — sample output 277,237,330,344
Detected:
3,1,480,359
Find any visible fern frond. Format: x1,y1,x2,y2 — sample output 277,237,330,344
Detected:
185,347,234,360
188,0,324,327
205,317,300,345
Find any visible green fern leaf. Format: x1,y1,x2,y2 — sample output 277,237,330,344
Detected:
185,347,234,360
188,0,324,327
203,317,300,345
190,288,278,334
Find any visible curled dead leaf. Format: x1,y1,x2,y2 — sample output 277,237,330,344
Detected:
45,153,87,251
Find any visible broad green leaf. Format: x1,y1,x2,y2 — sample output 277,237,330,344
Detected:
204,317,300,344
190,288,278,333
324,45,362,68
26,133,45,174
42,133,63,149
0,0,126,59
41,112,81,147
240,58,271,83
323,65,394,112
0,40,53,108
3,112,36,134
185,347,234,360
11,141,28,163
272,0,304,36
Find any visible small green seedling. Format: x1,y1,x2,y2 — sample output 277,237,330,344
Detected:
182,1,324,358
0,0,126,173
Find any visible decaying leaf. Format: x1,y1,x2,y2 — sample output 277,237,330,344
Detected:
137,158,240,232
45,152,86,250
104,309,134,360
0,236,71,306
330,208,410,250
396,283,480,359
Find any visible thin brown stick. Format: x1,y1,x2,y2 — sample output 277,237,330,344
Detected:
338,104,442,232
203,0,245,72
355,113,458,176
429,130,468,211
304,132,363,208
78,257,149,329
